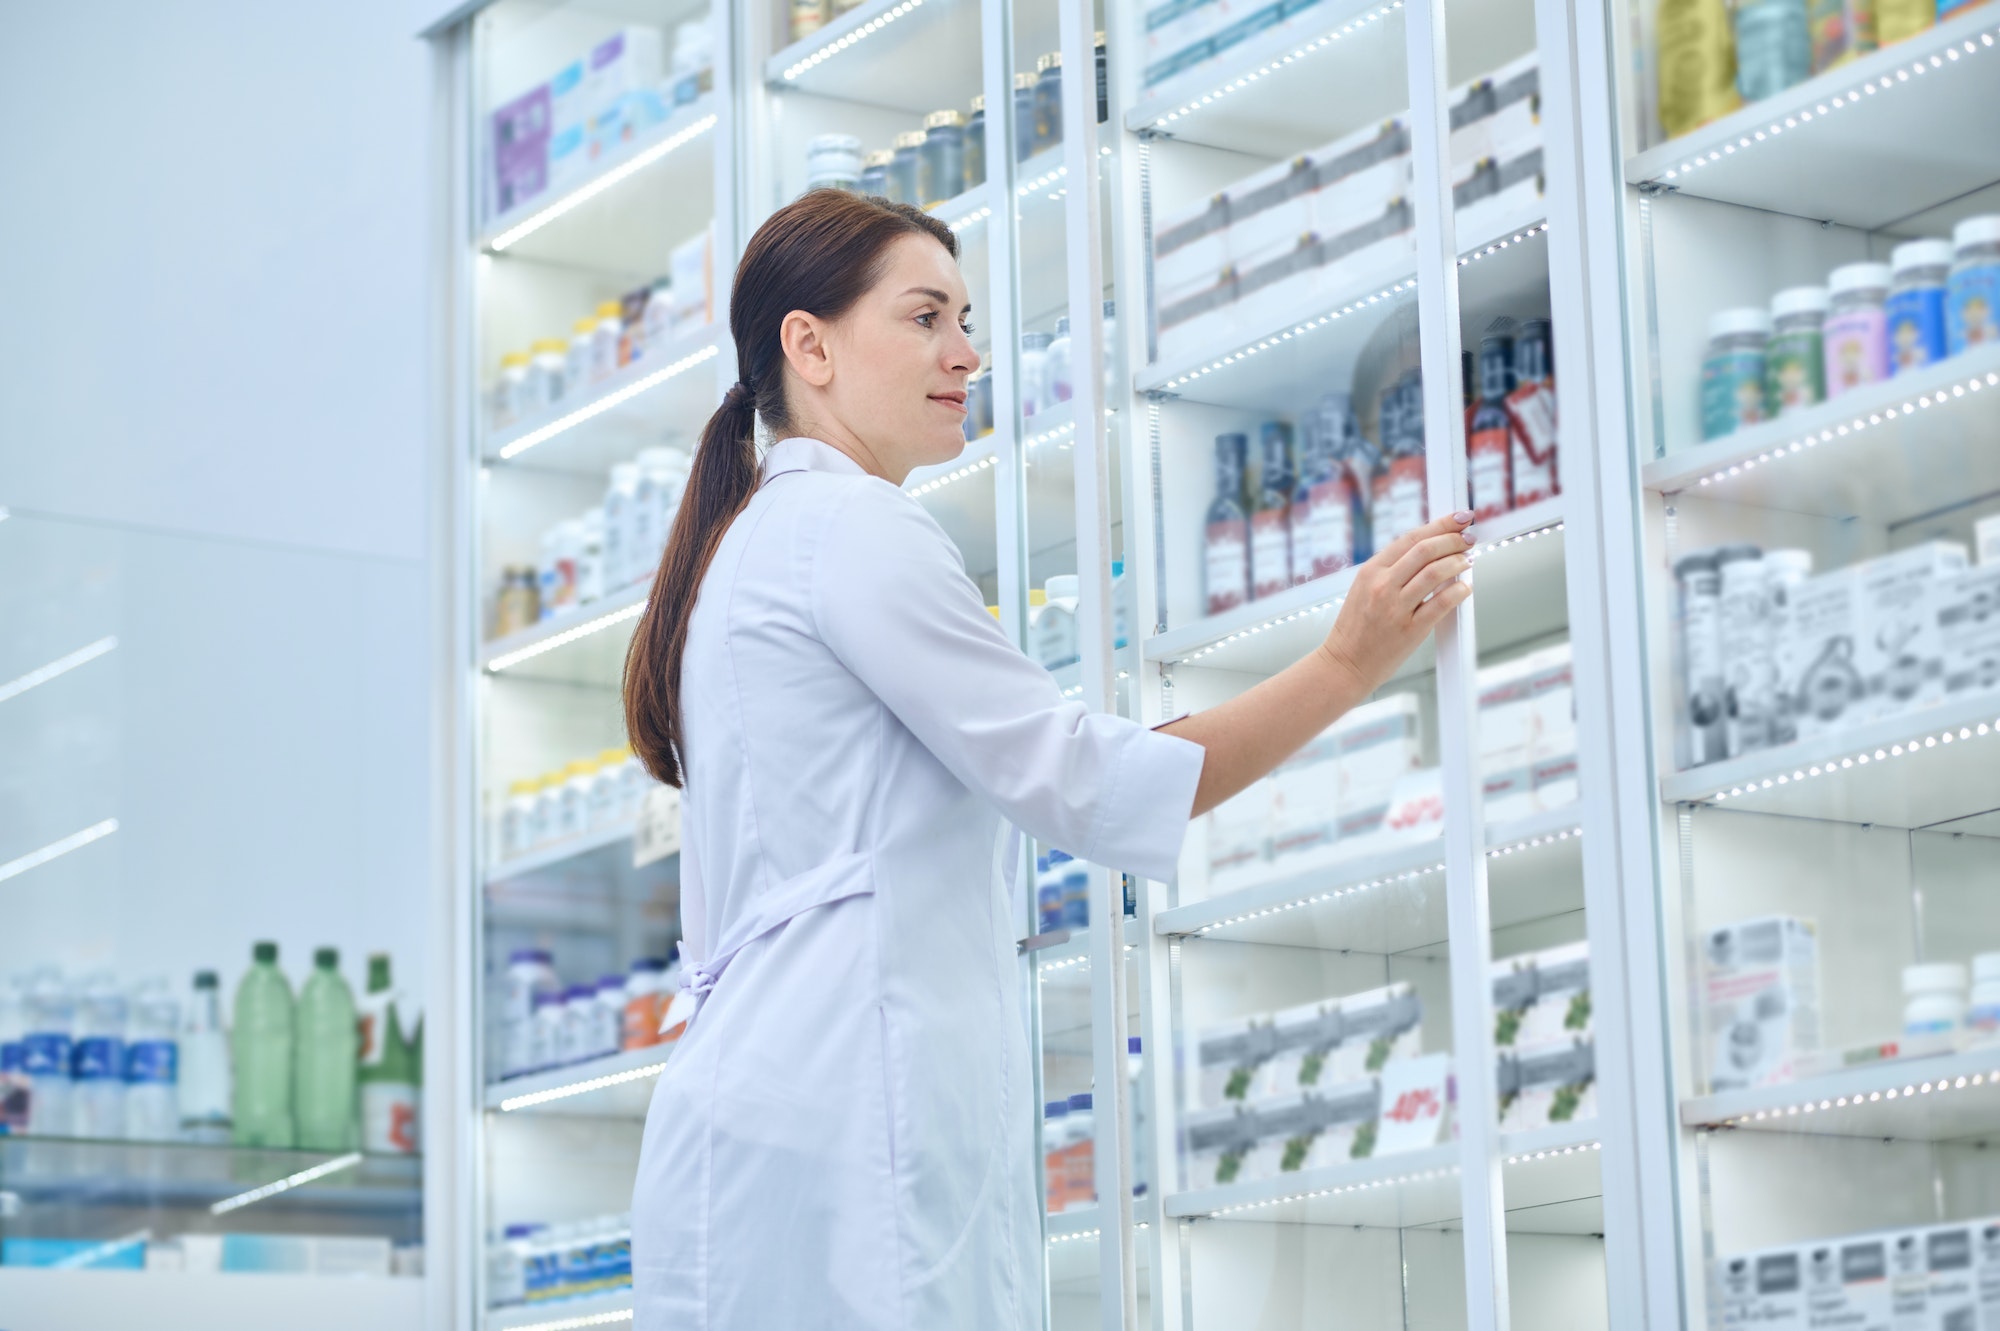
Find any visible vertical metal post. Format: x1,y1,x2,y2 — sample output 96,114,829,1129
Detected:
983,0,1029,647
1404,2,1508,1328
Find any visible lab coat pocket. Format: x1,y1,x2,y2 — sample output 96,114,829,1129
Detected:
703,854,903,1326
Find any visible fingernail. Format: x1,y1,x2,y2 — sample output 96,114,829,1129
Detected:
1453,510,1473,524
1463,530,1477,544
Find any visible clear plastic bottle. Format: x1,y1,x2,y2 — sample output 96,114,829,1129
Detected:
1947,214,2000,355
505,949,559,1077
1699,307,1772,439
1019,331,1053,417
22,972,74,1136
1205,432,1251,615
887,132,924,206
358,953,420,1154
1968,953,2000,1042
1044,316,1073,406
232,941,296,1148
180,970,231,1143
1035,575,1079,670
71,975,127,1139
1887,238,1952,374
1766,286,1829,417
493,352,531,429
296,948,359,1151
1903,962,1968,1036
919,111,965,207
530,338,568,411
1033,52,1064,154
1822,262,1891,397
859,149,892,197
123,979,181,1141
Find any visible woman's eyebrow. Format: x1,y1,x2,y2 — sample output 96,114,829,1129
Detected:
901,286,952,304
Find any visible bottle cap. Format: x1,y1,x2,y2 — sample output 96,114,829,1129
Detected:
502,351,531,367
1015,71,1036,91
1827,263,1892,295
1096,29,1107,44
1707,307,1772,338
599,748,627,765
924,109,964,129
1714,542,1763,566
510,948,553,965
565,984,595,1001
1028,588,1047,606
597,301,622,319
1045,1100,1069,1118
534,337,568,354
970,94,985,113
574,317,597,335
1022,330,1053,350
1068,1092,1093,1111
864,149,895,167
1054,314,1070,337
1038,51,1062,71
567,758,598,777
253,941,278,964
314,947,339,969
509,778,537,796
599,975,626,991
1770,286,1830,318
1891,237,1954,271
1952,214,2000,248
1047,848,1071,864
894,130,926,149
1128,1036,1142,1054
1111,559,1124,576
1104,299,1116,318
1904,962,1968,994
1045,574,1079,601
194,970,219,989
808,132,863,153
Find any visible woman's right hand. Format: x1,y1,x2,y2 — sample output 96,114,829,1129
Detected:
1317,511,1476,699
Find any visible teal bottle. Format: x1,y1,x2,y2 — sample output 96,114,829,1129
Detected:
232,941,295,1148
295,948,358,1151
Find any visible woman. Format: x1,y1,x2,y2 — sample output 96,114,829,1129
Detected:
624,190,1473,1329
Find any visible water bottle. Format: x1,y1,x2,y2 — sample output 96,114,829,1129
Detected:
72,974,128,1139
0,977,30,1132
295,948,359,1150
179,970,232,1142
233,941,296,1148
22,973,75,1136
124,980,181,1141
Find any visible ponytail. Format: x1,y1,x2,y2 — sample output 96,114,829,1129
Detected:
623,190,956,787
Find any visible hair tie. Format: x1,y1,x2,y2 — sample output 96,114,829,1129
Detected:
725,380,753,407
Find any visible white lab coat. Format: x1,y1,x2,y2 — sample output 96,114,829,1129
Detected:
631,437,1204,1330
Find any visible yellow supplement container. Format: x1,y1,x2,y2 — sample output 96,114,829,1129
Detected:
1656,0,1743,139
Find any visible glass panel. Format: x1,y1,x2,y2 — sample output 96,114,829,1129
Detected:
469,0,721,1318
1601,0,2000,1313
0,512,425,1275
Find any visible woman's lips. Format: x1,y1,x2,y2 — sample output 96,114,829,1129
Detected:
930,392,968,414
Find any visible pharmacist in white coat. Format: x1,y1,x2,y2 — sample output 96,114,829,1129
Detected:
623,191,1475,1330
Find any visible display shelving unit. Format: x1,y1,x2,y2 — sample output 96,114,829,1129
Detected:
429,0,2000,1323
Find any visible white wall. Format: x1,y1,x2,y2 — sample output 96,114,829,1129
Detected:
0,3,447,1326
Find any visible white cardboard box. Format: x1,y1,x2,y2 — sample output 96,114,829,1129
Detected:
1496,1035,1596,1132
1781,568,1866,741
1855,541,1969,723
1924,1224,1978,1331
1493,940,1591,1048
1196,1012,1281,1109
1889,1228,1929,1331
1720,1245,1808,1330
1704,915,1821,1093
1937,565,2000,699
1804,1233,1893,1331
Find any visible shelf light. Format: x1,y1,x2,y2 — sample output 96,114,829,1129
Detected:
906,451,995,498
1173,594,1346,664
489,114,719,252
1017,163,1066,197
1058,670,1131,700
502,1310,634,1331
1454,223,1550,268
1468,519,1563,562
486,600,648,673
210,1151,363,1216
1049,1226,1100,1244
1153,2,1404,127
1656,25,1997,182
1502,1140,1602,1166
0,818,118,886
0,635,117,704
498,1059,670,1112
782,0,927,80
495,343,721,461
1688,369,1998,491
52,1230,151,1269
1715,1069,1995,1128
948,204,992,232
1209,1160,1453,1217
1702,716,1998,804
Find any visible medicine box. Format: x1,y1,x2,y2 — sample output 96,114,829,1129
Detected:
1492,940,1591,1048
1781,569,1865,741
1374,1051,1452,1155
1448,53,1542,170
1334,693,1425,800
1207,781,1270,881
490,83,552,218
1889,1228,1929,1331
1855,541,1969,723
1197,1012,1282,1108
670,224,713,332
547,59,589,189
1925,1224,1978,1331
1719,1245,1807,1330
1704,914,1820,1093
221,1233,392,1276
1382,767,1444,843
1804,1234,1892,1331
1269,735,1340,860
1977,513,2000,566
1532,751,1579,813
1482,763,1535,824
1299,1078,1381,1170
1309,120,1412,241
1226,155,1317,262
1328,982,1423,1084
1936,565,2000,699
1495,1035,1595,1132
1183,1102,1258,1190
1976,1220,2000,1331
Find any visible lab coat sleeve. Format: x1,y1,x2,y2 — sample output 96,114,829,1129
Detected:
810,480,1204,884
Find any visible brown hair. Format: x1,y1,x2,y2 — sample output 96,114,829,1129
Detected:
622,190,958,788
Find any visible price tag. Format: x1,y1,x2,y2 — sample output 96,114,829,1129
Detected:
1374,1051,1453,1156
633,785,682,867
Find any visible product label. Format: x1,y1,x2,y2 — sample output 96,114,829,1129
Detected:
1823,309,1888,395
71,1036,123,1083
1508,382,1560,505
1371,459,1426,548
1886,287,1948,372
1205,520,1249,614
1768,330,1826,417
1808,0,1870,73
1734,0,1811,100
1306,476,1357,577
1250,509,1292,599
1680,568,1728,764
124,1040,178,1086
1468,420,1513,520
362,1082,420,1155
1701,350,1766,439
1948,264,2000,356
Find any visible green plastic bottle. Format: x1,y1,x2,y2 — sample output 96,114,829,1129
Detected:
295,947,358,1151
232,941,295,1148
358,953,420,1155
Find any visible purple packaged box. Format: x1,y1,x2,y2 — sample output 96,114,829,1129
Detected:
491,84,551,219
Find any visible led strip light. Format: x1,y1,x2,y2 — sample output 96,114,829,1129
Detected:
1182,826,1580,936
1017,163,1066,197
0,818,119,886
947,203,992,231
489,114,718,252
1048,1219,1150,1245
1150,2,1403,126
1703,717,1997,804
1058,669,1131,700
1202,1139,1598,1217
782,0,927,79
501,1310,634,1331
1467,518,1563,562
211,1151,363,1215
1658,27,1998,182
905,451,996,497
1157,223,1546,391
498,1059,670,1113
486,599,648,673
1688,369,1995,490
0,635,117,704
1715,1068,1997,1127
496,343,720,461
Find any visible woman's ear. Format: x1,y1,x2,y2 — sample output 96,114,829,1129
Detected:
781,309,835,389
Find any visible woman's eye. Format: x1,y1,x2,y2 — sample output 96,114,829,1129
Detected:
916,312,937,328
961,321,977,336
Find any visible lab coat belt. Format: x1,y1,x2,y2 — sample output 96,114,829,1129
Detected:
679,851,877,1014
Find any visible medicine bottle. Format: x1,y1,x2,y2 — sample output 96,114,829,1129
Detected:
964,95,986,192
1019,330,1053,417
859,149,892,198
805,133,863,193
888,131,924,206
1699,308,1770,440
1013,73,1037,163
1887,238,1951,374
1821,262,1889,398
1969,954,2000,1040
919,110,965,207
1766,286,1828,418
1947,214,2000,355
1033,52,1064,154
494,351,531,428
1903,961,1968,1037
